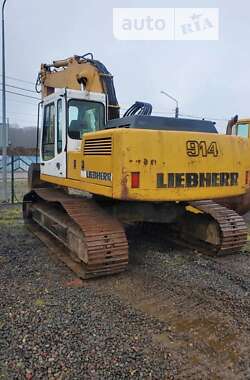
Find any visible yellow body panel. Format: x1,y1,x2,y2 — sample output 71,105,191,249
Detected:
44,128,250,202
40,174,113,198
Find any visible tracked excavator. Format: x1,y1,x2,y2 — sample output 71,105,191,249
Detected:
23,54,250,279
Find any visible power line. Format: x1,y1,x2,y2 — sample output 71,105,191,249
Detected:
120,102,228,121
0,118,36,124
0,89,40,100
0,87,228,121
1,83,36,93
1,74,35,85
179,113,227,122
0,75,229,122
2,98,38,106
152,111,173,115
121,106,227,121
4,117,36,124
0,110,37,117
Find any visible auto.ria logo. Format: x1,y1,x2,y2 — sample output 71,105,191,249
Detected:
113,8,219,41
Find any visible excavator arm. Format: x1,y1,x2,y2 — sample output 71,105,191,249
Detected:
36,54,120,119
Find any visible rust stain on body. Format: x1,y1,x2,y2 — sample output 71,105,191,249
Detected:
121,170,129,200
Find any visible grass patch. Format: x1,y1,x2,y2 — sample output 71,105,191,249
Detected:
0,206,22,225
0,178,28,203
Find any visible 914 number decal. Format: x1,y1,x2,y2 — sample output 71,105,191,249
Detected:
186,141,219,157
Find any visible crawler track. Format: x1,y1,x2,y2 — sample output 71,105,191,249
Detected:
23,188,247,280
170,200,248,256
191,200,248,255
23,188,128,279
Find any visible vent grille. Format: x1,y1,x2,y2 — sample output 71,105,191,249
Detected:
84,137,112,156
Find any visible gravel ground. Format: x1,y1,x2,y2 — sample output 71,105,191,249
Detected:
1,205,250,379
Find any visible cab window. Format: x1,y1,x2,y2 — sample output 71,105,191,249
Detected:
68,100,104,140
42,103,55,161
236,124,249,138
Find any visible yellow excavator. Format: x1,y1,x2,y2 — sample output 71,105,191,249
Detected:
23,53,250,279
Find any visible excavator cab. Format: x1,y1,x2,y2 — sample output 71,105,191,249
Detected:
40,89,106,179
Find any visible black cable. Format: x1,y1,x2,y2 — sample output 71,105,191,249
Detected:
0,83,37,93
0,89,40,100
124,101,152,117
80,53,94,60
0,74,35,85
77,54,120,120
35,72,42,94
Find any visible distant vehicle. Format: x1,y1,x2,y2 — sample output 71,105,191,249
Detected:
217,116,250,215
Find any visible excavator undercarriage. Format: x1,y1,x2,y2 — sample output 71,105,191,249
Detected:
23,177,248,279
168,201,247,256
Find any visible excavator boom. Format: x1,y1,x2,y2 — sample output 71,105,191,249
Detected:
37,54,120,120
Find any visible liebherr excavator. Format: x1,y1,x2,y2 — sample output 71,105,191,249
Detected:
23,54,250,279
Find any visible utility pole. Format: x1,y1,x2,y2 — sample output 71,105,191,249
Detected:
161,90,179,118
1,0,7,202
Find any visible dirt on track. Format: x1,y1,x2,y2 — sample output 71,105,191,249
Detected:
1,205,250,379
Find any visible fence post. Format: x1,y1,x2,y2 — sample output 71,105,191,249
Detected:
11,155,14,204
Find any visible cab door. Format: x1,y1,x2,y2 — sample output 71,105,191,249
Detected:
40,94,66,178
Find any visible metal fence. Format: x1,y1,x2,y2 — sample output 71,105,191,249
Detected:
0,155,37,203
0,155,36,172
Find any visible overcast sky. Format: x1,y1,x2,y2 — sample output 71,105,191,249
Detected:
1,0,250,132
